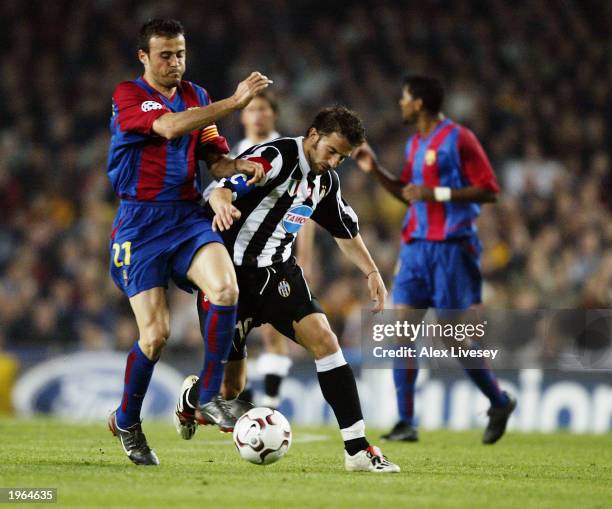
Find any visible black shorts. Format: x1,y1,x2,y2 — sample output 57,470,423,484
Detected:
197,257,323,361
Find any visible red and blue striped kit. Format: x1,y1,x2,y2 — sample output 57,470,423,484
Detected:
399,119,500,242
107,77,229,202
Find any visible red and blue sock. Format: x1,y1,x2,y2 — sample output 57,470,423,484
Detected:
458,346,508,407
392,356,418,426
197,298,238,406
116,341,157,429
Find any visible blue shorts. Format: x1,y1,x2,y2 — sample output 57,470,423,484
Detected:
392,238,482,310
109,200,223,297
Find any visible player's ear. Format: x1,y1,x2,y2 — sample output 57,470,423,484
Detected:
138,49,148,66
306,127,318,139
414,97,423,113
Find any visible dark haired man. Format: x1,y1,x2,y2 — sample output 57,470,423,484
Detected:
353,76,516,444
176,106,400,472
106,18,272,465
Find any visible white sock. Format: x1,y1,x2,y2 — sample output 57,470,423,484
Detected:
314,350,347,372
341,419,366,442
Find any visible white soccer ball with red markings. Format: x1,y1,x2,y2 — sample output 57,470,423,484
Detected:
232,407,292,465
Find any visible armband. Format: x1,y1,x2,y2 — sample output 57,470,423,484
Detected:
434,186,452,202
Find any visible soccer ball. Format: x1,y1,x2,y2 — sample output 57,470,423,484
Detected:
232,407,292,465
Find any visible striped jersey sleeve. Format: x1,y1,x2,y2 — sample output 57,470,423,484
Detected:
310,171,359,239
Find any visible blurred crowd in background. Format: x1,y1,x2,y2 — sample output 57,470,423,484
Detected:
0,0,609,362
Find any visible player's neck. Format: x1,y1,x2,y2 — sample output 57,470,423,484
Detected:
142,74,177,99
417,113,445,138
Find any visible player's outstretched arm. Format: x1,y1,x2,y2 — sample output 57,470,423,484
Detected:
401,184,498,204
152,72,273,140
334,235,387,313
209,188,241,232
352,142,408,204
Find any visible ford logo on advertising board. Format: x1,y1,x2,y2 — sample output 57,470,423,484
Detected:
282,205,313,234
12,352,184,422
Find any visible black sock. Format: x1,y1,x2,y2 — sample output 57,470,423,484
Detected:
317,363,369,454
264,374,282,397
344,437,370,456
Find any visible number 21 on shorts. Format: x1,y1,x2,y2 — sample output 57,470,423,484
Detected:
112,241,132,267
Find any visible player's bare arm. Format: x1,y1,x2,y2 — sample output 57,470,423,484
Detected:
402,184,498,204
209,188,241,232
152,72,273,140
204,152,266,184
334,235,387,313
352,142,408,204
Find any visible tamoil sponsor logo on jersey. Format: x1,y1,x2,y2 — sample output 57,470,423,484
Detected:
282,205,313,234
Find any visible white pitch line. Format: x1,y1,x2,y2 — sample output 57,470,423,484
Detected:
192,432,330,446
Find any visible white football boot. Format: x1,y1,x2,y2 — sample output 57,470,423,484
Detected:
174,375,199,440
345,445,401,473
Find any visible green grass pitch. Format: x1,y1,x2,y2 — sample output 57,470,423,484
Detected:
0,418,610,509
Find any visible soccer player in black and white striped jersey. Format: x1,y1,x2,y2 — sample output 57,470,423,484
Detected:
232,92,315,410
176,106,400,472
199,91,315,410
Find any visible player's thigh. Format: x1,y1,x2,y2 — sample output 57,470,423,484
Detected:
187,242,238,304
431,240,482,310
261,323,289,355
293,313,339,360
222,358,248,399
392,242,432,308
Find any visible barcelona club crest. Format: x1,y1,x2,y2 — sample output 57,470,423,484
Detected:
278,279,291,298
425,149,437,166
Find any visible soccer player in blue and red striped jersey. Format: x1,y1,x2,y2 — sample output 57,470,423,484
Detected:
106,19,272,465
354,75,516,445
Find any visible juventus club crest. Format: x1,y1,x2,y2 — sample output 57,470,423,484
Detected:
278,279,291,297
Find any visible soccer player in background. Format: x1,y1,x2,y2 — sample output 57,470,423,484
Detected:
106,18,271,465
353,76,516,444
177,107,400,472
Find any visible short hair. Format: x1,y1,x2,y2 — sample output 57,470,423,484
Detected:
308,106,365,147
402,75,444,114
253,91,279,114
138,19,185,53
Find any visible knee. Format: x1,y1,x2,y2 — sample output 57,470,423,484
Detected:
139,323,170,358
307,329,340,360
207,282,239,306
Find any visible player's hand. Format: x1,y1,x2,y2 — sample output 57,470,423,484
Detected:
209,188,241,232
352,142,378,174
232,72,273,110
235,159,266,185
367,270,387,313
402,184,434,203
